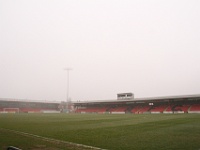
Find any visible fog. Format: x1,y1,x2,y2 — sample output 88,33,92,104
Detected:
0,0,200,101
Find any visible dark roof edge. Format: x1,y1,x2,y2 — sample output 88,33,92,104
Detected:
73,94,200,104
0,98,61,104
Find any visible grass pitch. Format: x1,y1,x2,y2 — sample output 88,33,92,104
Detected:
0,113,200,150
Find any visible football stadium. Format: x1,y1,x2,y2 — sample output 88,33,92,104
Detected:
1,0,200,149
0,94,200,150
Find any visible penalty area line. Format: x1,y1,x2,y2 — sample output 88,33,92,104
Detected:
0,128,106,150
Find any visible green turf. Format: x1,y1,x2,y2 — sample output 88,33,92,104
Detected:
0,113,200,150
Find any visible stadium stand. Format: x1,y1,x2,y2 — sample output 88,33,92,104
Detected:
109,106,128,112
164,104,190,113
138,105,151,113
190,104,200,111
131,106,142,114
0,99,60,113
1,94,200,114
75,107,108,113
73,94,200,114
149,104,168,113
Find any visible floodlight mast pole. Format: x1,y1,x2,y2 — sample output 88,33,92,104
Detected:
64,68,72,112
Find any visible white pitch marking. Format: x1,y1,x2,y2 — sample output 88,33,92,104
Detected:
0,128,107,150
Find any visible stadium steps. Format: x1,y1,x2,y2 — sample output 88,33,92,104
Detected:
164,106,169,111
190,104,200,111
149,105,168,113
188,105,192,111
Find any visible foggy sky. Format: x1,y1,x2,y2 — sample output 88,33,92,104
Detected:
0,0,200,101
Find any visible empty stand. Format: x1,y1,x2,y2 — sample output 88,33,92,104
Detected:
131,106,142,114
164,104,190,113
130,105,152,114
138,106,151,113
190,104,200,111
150,105,168,113
75,107,108,113
109,106,128,112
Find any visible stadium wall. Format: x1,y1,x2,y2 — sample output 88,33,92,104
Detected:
0,98,61,113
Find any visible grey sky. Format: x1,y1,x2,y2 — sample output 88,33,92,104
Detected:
0,0,200,101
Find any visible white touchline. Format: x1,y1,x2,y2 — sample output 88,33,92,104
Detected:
0,128,107,150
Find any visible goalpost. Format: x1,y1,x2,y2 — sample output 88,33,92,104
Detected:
3,108,20,113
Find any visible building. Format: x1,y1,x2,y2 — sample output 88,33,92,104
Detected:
117,93,134,100
74,94,200,114
0,98,60,113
